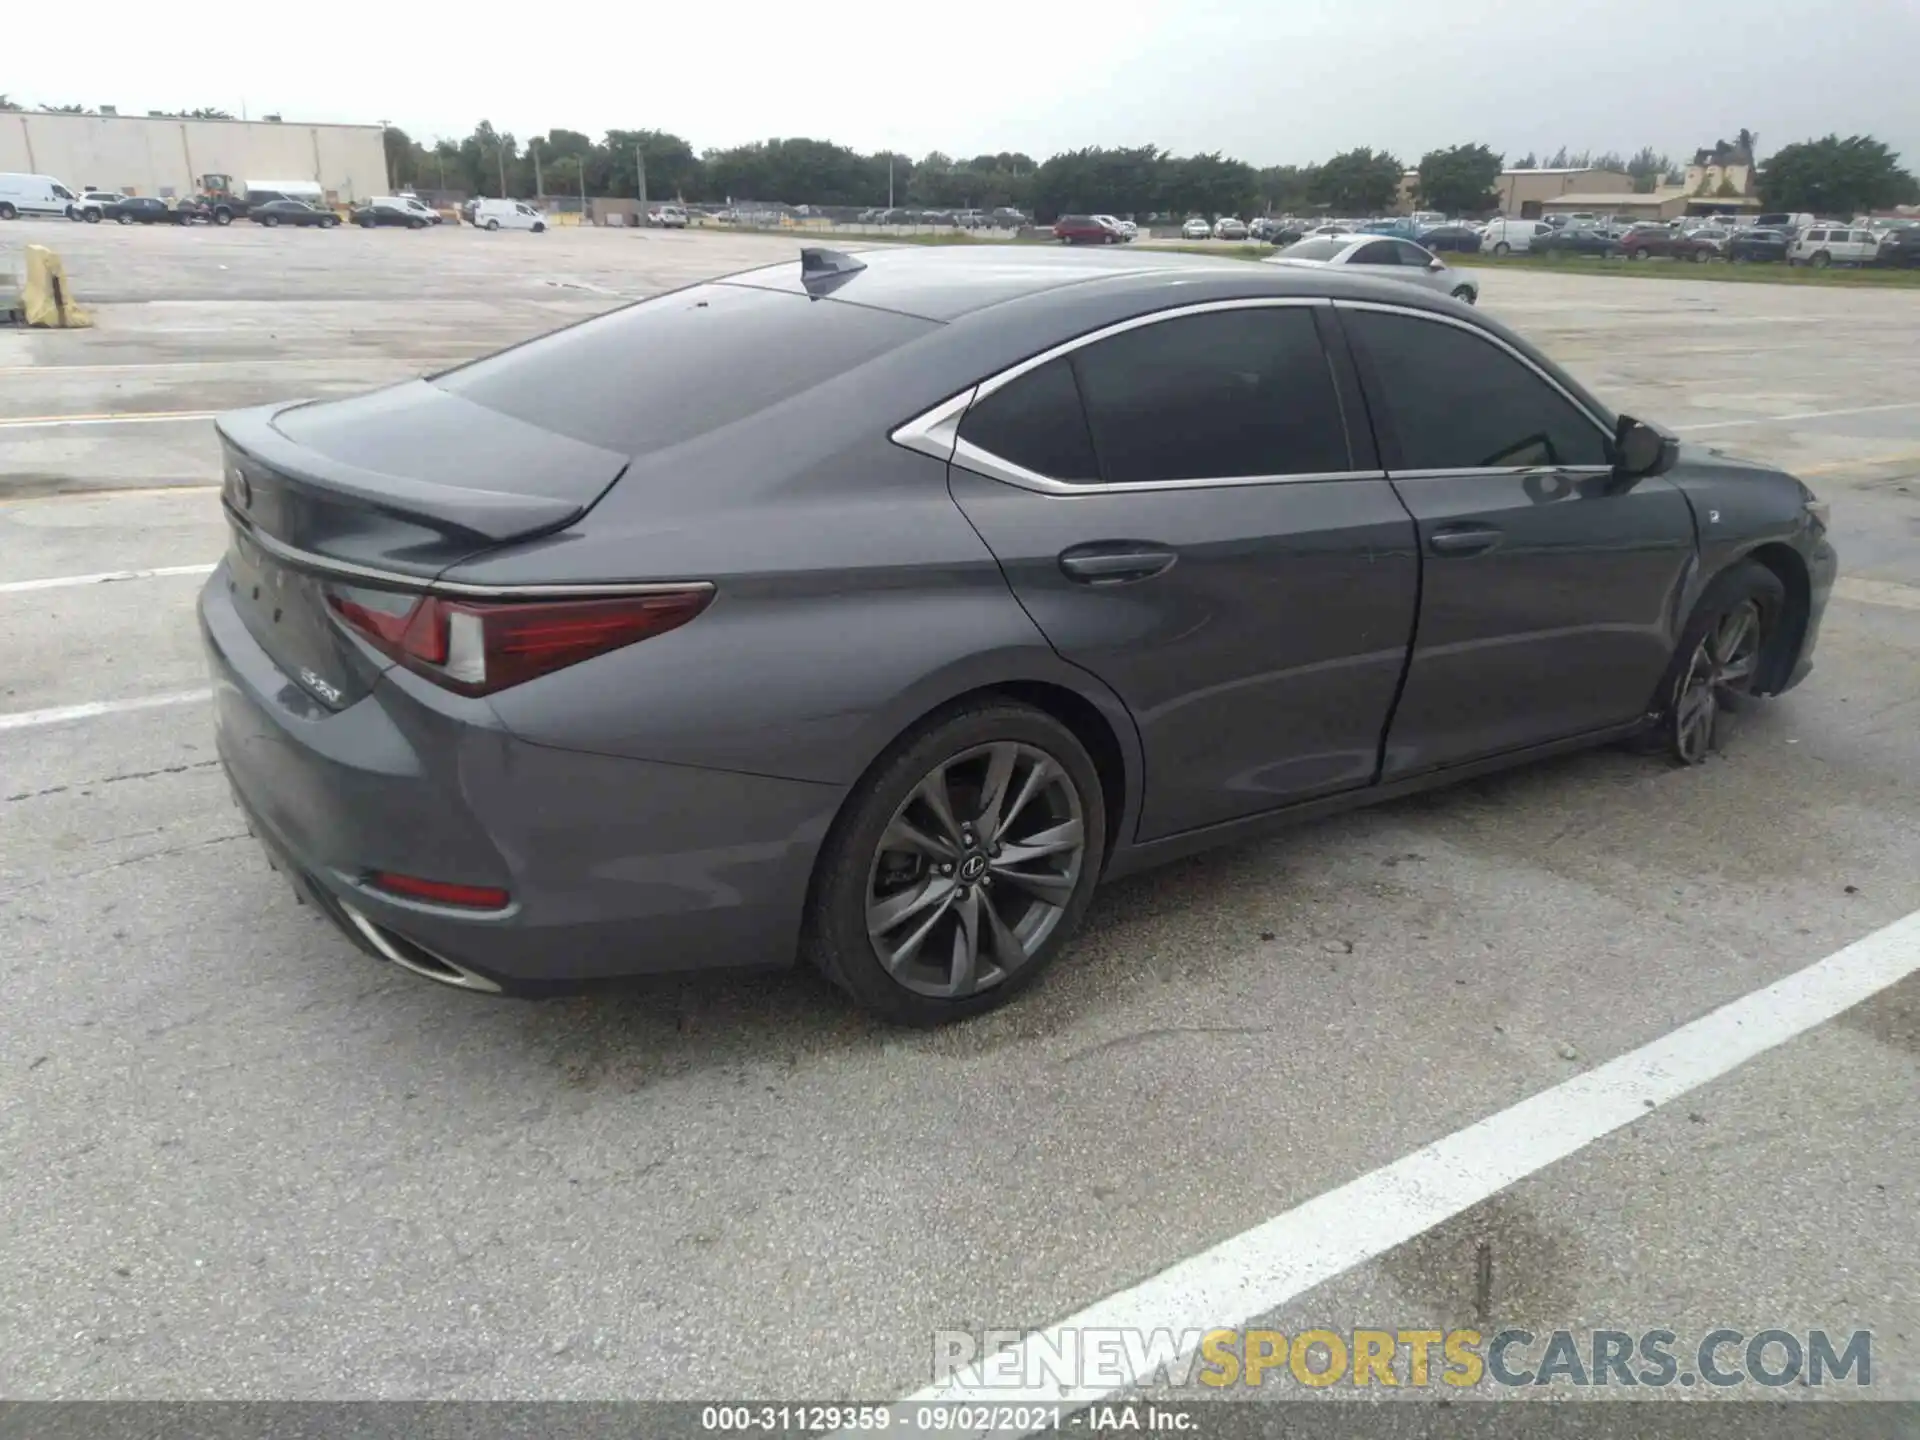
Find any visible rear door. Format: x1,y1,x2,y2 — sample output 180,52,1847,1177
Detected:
943,300,1419,840
1339,302,1698,777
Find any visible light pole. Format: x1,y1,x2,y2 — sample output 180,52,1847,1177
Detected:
530,138,542,199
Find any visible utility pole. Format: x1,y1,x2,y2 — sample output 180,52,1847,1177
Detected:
531,139,542,199
496,141,507,199
635,145,647,209
888,153,894,208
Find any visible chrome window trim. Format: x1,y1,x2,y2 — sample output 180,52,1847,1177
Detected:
1334,298,1616,444
1391,465,1616,481
890,296,1380,496
223,504,714,599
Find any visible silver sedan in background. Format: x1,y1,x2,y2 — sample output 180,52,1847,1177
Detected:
1265,233,1480,303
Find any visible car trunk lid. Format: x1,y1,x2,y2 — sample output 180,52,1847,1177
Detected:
216,387,630,709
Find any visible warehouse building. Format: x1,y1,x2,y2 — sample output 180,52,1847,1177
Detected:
1,111,388,203
1494,167,1633,217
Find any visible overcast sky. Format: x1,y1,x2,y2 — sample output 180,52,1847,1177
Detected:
12,0,1920,168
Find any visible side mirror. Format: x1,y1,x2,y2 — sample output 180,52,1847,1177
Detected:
1612,414,1679,480
1428,258,1445,272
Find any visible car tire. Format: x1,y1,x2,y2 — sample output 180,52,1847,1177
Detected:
1692,249,1710,263
1628,248,1647,261
212,210,230,226
485,219,500,231
0,203,16,220
116,213,133,225
532,222,545,233
322,217,338,228
262,216,279,227
803,700,1107,1026
1652,560,1786,765
83,209,101,224
1450,285,1476,304
1810,251,1831,269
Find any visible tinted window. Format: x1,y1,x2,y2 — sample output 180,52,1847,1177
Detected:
1280,238,1348,261
1071,308,1349,483
1348,310,1608,471
437,283,934,455
957,357,1099,482
1392,241,1434,266
1352,241,1400,265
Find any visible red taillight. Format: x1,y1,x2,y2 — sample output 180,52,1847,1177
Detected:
368,871,510,909
324,585,711,695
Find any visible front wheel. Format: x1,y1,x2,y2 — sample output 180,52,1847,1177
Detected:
262,216,279,227
213,210,232,226
321,217,338,228
1451,286,1476,304
1810,251,1831,269
1628,248,1648,261
804,702,1106,1025
1657,561,1785,764
1492,241,1511,256
83,209,101,224
532,222,545,233
116,213,133,225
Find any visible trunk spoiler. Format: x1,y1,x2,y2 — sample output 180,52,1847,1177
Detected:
217,400,611,544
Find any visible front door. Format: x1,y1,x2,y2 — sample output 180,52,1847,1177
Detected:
1338,303,1698,778
943,301,1420,840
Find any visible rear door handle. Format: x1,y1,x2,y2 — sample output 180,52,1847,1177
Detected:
1428,526,1502,557
1058,543,1178,585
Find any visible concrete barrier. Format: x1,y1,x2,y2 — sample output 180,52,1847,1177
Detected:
21,245,91,328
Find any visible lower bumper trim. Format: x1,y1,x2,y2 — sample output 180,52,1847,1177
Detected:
337,903,504,993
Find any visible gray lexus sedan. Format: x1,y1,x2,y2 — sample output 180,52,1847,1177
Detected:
200,246,1835,1024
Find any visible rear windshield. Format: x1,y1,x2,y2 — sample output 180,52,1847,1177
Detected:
1279,238,1348,261
433,283,933,455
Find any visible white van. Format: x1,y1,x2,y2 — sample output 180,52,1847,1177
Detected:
472,198,547,233
0,173,81,220
1482,217,1554,254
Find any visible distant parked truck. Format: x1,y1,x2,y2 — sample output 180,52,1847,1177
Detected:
191,175,328,226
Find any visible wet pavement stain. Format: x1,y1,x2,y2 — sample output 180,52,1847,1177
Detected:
1376,1190,1583,1331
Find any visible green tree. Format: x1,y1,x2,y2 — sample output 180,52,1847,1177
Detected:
187,107,234,120
1309,147,1404,214
1759,134,1916,214
383,125,416,188
1512,152,1538,169
1256,164,1316,214
0,94,21,111
1414,143,1501,215
40,102,89,114
1627,146,1670,194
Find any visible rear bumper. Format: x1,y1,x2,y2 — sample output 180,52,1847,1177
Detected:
199,565,843,995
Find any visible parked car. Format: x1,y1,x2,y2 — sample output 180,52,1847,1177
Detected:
103,195,191,225
1481,218,1554,255
1416,223,1483,254
249,199,339,229
1618,225,1714,262
646,205,690,229
73,190,128,222
954,210,985,229
1092,214,1136,241
1727,227,1791,264
1753,212,1815,234
1876,227,1920,268
473,198,548,233
0,172,82,220
1267,235,1479,303
1213,216,1248,240
1788,225,1880,268
987,207,1029,229
1054,214,1123,245
353,197,434,229
1682,225,1734,256
1533,225,1618,258
1181,216,1212,240
1305,223,1353,237
199,245,1832,1023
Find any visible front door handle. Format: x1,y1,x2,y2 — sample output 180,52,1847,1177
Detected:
1428,526,1502,557
1059,543,1178,585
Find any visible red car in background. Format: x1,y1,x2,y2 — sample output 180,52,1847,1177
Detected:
1619,224,1715,261
1052,214,1123,245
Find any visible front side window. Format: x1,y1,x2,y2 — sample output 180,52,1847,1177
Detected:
1346,310,1609,472
958,307,1349,486
1392,241,1434,267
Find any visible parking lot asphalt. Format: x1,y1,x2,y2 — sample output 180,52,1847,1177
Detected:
2,222,1918,1404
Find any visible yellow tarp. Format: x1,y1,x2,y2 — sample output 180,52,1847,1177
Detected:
22,244,91,328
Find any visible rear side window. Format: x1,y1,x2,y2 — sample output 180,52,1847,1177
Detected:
1072,308,1348,483
436,283,934,455
1279,238,1347,261
1347,310,1608,471
957,308,1349,485
958,357,1100,482
1352,241,1400,265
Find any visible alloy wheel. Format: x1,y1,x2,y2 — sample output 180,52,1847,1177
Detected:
1671,600,1762,764
865,741,1086,999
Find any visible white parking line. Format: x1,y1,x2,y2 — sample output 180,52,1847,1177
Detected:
877,909,1920,1433
1834,576,1920,611
0,690,211,732
0,563,216,595
0,410,217,430
1680,400,1920,433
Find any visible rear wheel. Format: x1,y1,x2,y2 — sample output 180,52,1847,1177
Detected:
262,216,279,227
0,203,16,220
322,217,338,228
83,209,101,223
804,702,1106,1025
1655,561,1785,764
1450,285,1476,304
485,218,500,231
1628,247,1648,261
409,218,425,229
1492,241,1512,256
1810,250,1831,269
116,213,133,225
